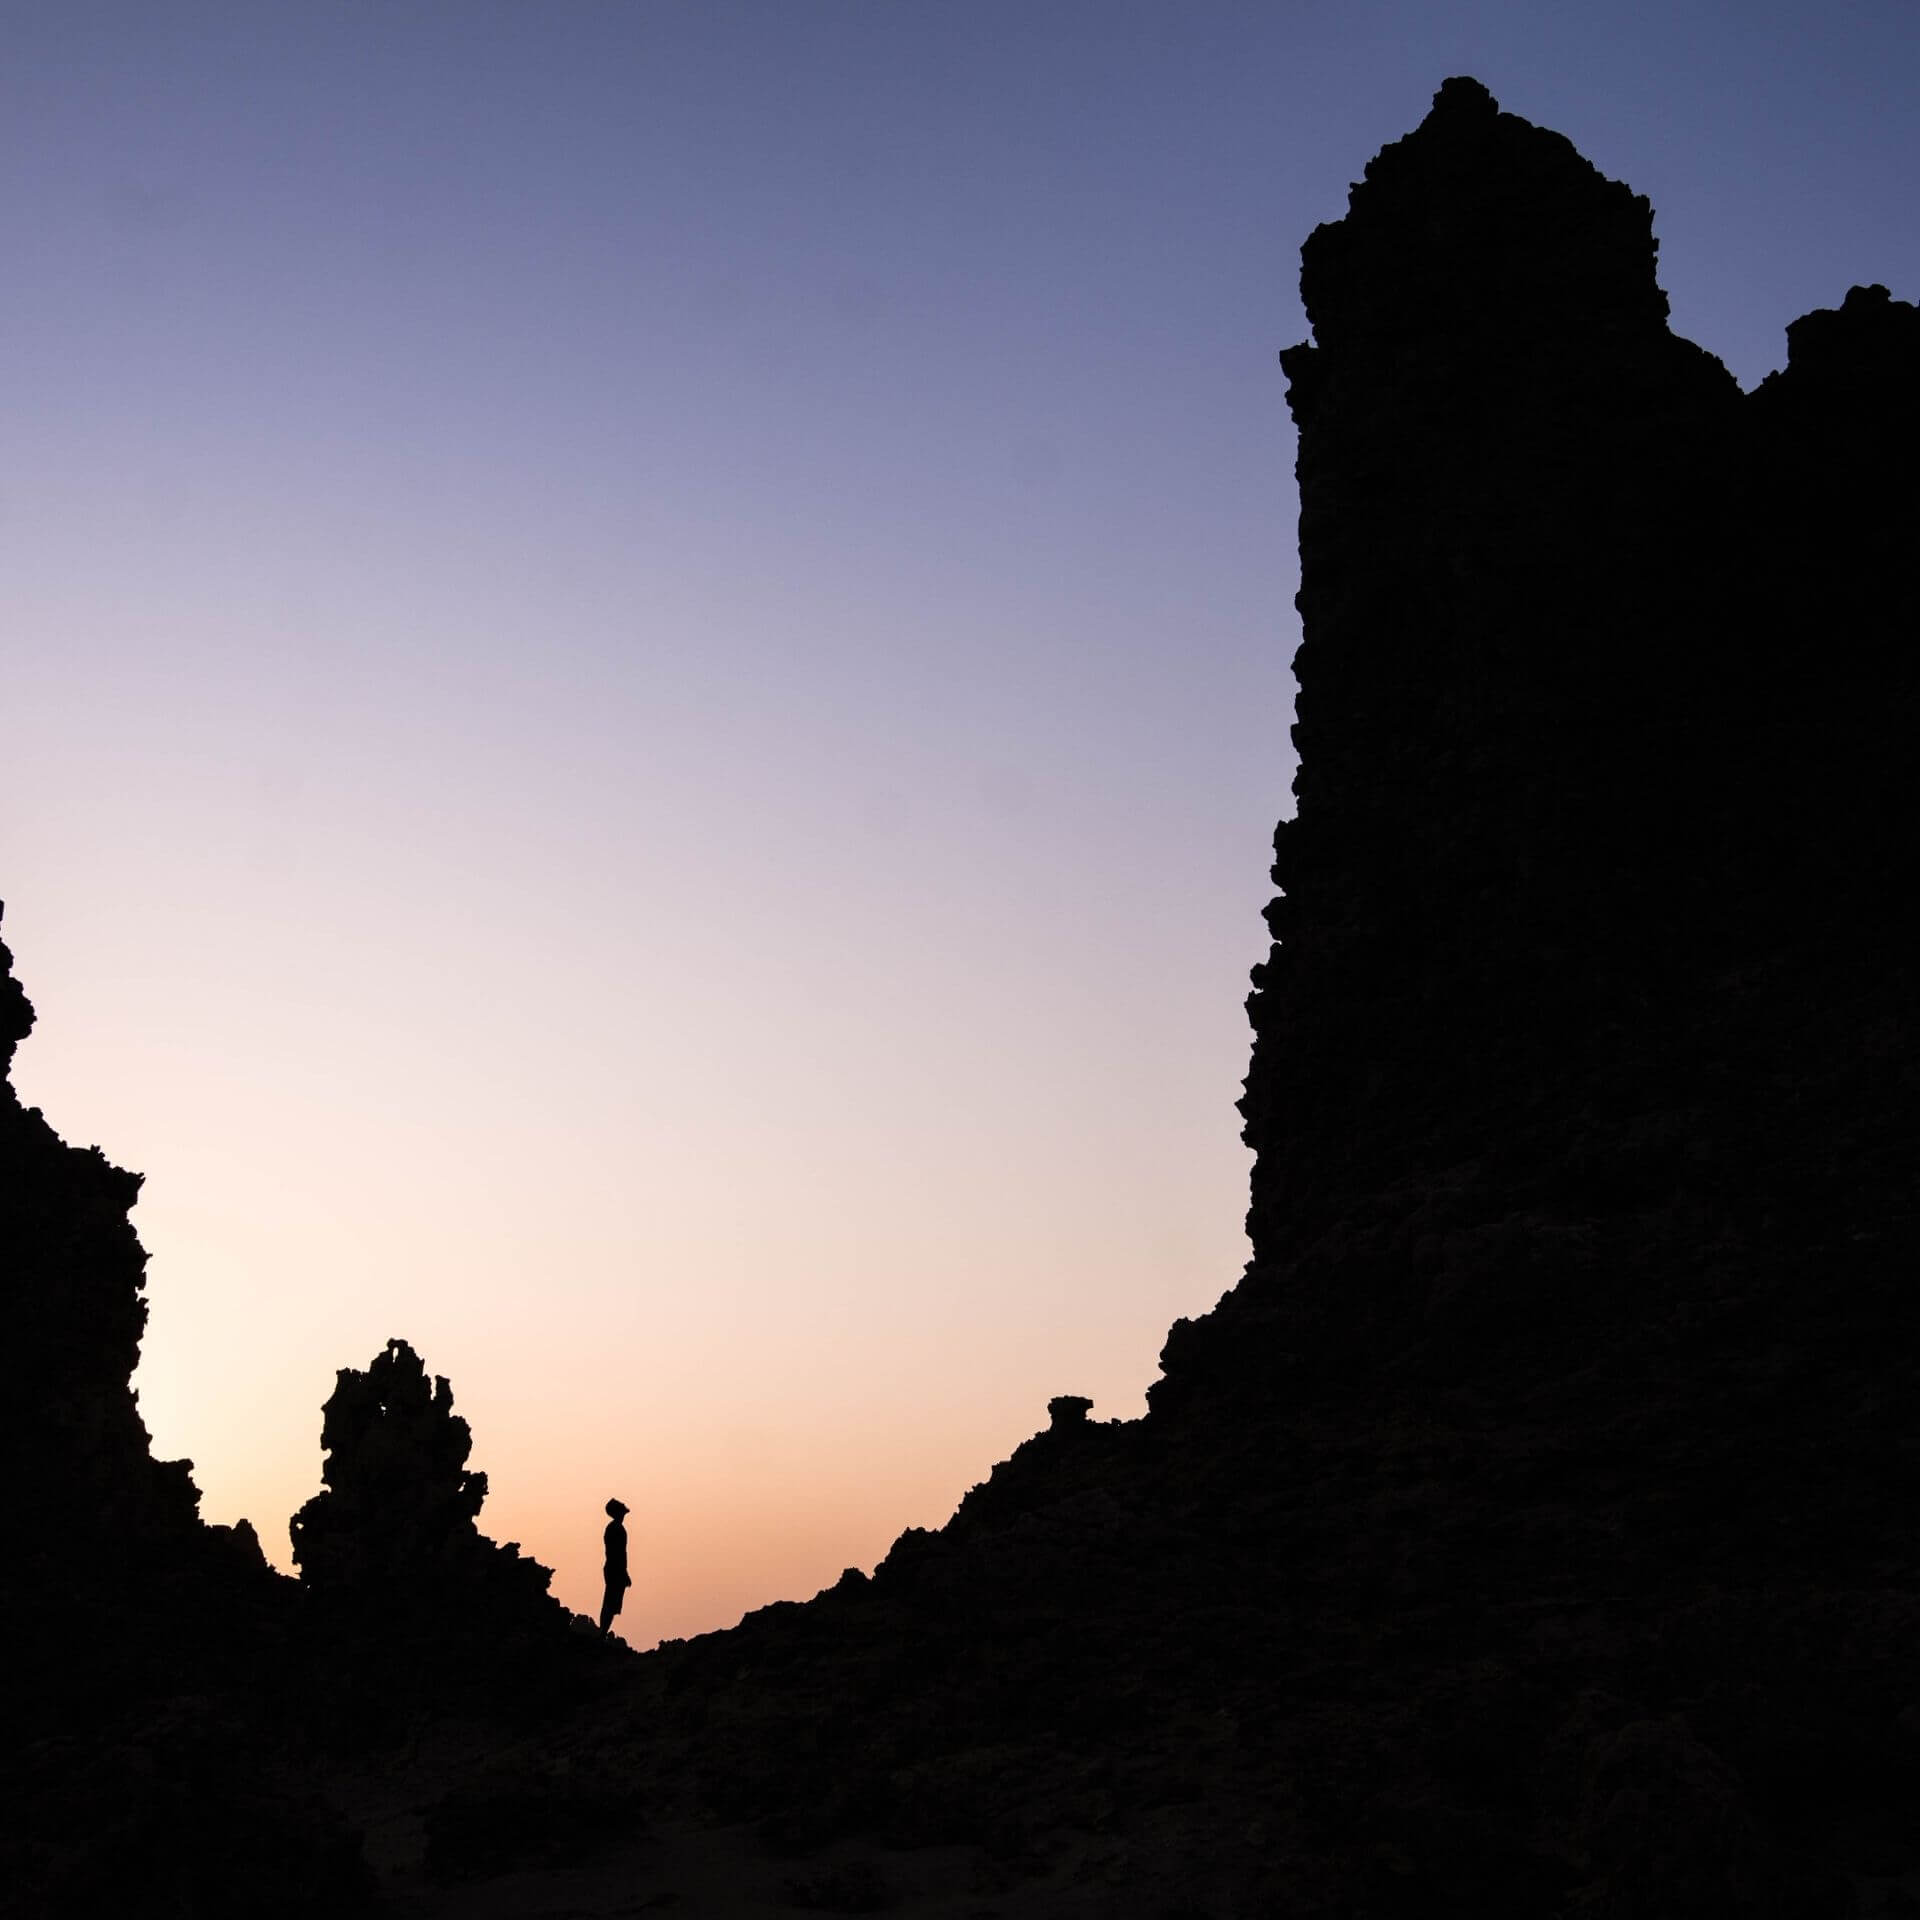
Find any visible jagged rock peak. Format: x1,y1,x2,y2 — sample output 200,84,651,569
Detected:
1,899,204,1562
1775,280,1920,389
1265,74,1740,1020
1429,73,1498,117
290,1336,562,1630
1293,75,1682,366
1164,78,1916,1417
0,901,37,1081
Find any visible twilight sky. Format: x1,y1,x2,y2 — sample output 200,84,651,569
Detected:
5,1,1915,1643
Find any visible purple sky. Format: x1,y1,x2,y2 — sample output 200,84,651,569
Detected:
5,2,1915,1639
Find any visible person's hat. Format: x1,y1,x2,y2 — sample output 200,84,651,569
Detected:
606,1498,628,1517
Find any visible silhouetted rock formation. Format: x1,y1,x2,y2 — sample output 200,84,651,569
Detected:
291,1336,560,1627
0,903,373,1917
1162,74,1920,1404
0,900,279,1705
555,81,1919,1918
1234,71,1745,1282
8,76,1919,1918
0,915,584,1912
1,901,209,1582
284,1339,594,1757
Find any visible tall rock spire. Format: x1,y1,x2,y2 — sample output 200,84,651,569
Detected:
1155,79,1918,1403
1247,82,1737,1279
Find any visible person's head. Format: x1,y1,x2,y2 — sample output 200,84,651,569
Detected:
606,1498,628,1519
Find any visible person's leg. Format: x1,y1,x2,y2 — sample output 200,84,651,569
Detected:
599,1585,618,1634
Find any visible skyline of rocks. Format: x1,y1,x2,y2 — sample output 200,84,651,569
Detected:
5,76,1917,1915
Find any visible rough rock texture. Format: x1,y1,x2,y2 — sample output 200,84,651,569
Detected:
0,901,207,1579
1171,80,1920,1400
291,1337,566,1653
0,903,373,1918
1229,72,1747,1293
285,1339,608,1765
512,81,1919,1919
0,899,276,1710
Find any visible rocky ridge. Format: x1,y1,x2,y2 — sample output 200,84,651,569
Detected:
0,910,585,1913
556,79,1920,1917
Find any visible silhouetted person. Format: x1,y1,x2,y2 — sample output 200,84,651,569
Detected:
600,1498,631,1635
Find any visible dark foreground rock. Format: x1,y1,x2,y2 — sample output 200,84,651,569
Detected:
493,79,1918,1920
0,902,377,1917
290,1336,589,1740
0,914,607,1915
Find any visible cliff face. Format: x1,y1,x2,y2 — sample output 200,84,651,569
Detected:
1155,76,1920,1405
1246,74,1741,1253
590,82,1920,1918
0,908,378,1916
0,903,205,1580
7,77,1919,1917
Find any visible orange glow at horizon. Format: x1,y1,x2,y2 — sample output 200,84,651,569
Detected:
15,873,1257,1647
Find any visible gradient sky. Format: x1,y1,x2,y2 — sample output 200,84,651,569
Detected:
5,1,1915,1643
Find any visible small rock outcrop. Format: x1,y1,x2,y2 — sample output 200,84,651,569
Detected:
291,1336,560,1628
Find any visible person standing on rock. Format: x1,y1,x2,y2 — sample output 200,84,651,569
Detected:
600,1498,631,1636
